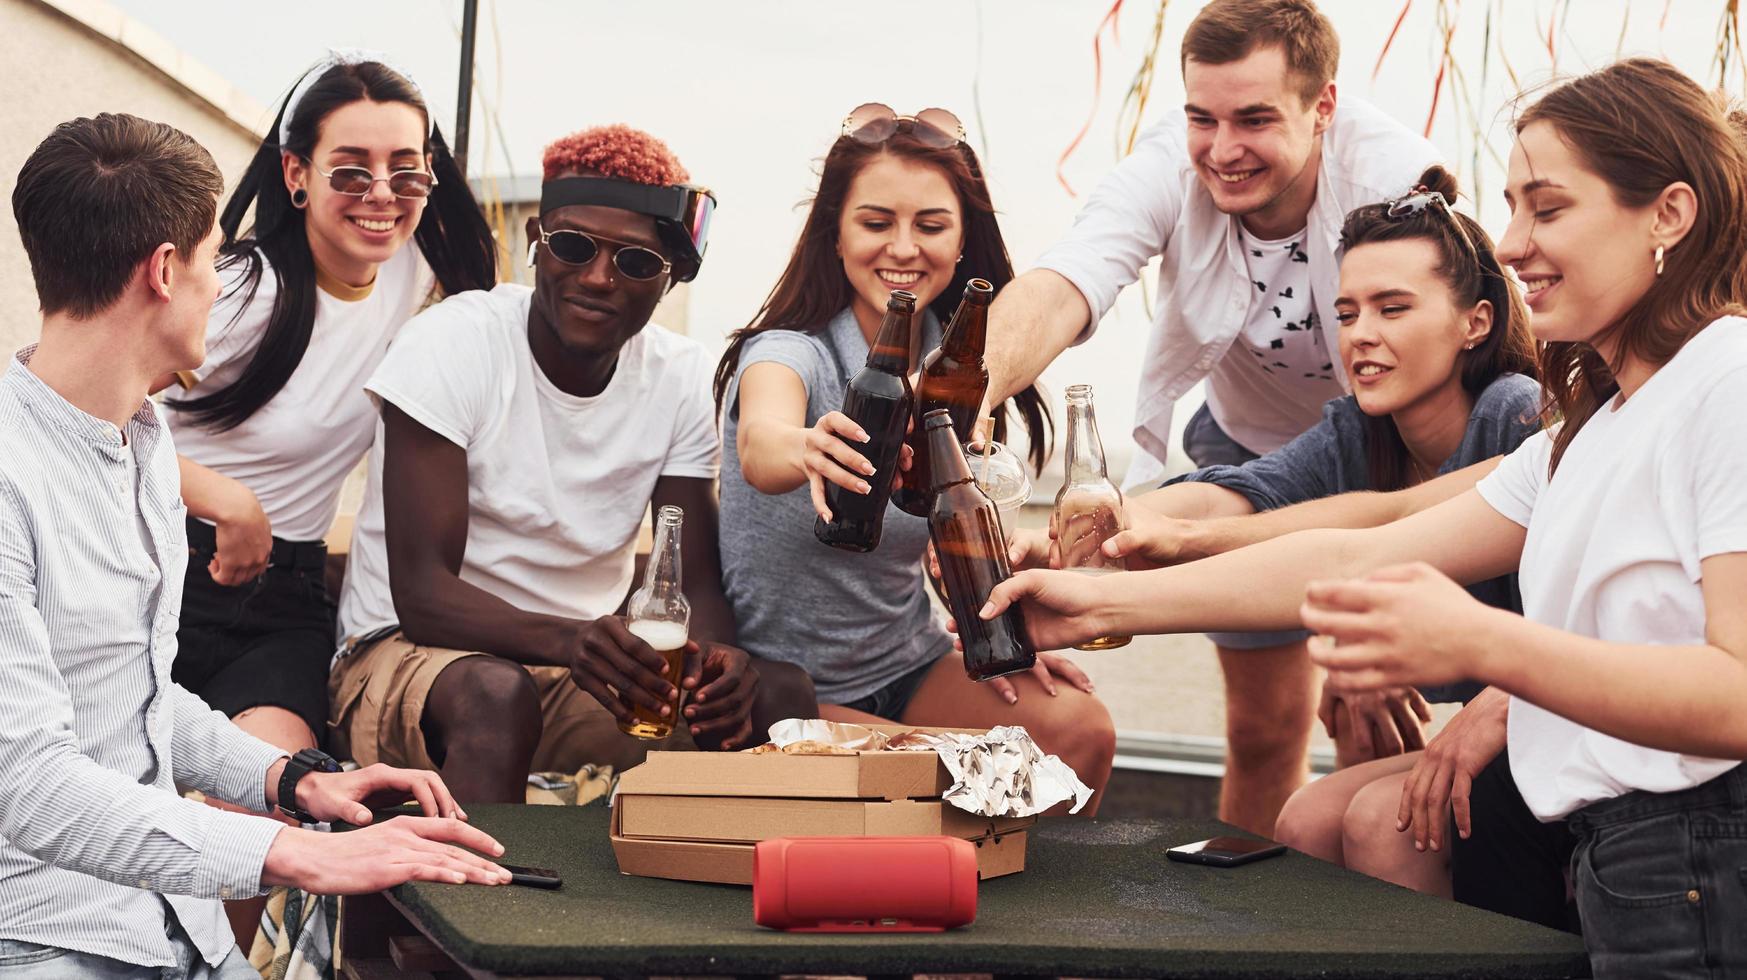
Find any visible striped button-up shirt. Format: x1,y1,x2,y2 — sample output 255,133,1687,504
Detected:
0,351,287,968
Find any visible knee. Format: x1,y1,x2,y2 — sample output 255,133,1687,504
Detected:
1274,784,1345,862
1033,695,1117,787
1225,704,1313,765
1341,780,1404,865
752,659,817,723
433,657,543,749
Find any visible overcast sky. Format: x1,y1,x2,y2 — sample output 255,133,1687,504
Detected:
108,0,1730,472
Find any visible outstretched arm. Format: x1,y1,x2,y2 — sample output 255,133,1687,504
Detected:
979,488,1526,650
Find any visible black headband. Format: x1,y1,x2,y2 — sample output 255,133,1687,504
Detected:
539,176,694,221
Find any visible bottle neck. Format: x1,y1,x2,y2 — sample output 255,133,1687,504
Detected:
924,420,975,494
865,305,914,375
643,515,684,597
1063,396,1112,487
941,298,988,360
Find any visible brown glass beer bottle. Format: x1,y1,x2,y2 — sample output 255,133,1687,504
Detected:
923,409,1037,681
894,278,994,517
815,290,918,552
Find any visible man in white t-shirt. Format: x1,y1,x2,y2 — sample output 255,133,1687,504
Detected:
331,126,815,803
982,0,1441,834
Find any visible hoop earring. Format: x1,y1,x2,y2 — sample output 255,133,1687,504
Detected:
526,242,538,268
1654,243,1666,277
290,188,308,209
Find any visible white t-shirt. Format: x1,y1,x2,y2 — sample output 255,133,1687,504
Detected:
335,283,721,647
1204,227,1339,453
1476,316,1747,821
164,245,434,542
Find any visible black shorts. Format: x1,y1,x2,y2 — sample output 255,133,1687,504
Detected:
172,516,336,746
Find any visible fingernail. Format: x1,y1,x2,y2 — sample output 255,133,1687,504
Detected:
492,843,504,856
459,810,469,821
978,602,994,619
1396,820,1407,831
861,463,876,476
856,481,870,494
1004,692,1017,705
452,872,466,883
856,430,870,443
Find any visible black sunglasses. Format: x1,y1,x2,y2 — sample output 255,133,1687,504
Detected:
535,225,672,281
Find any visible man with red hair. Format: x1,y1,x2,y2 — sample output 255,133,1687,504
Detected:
329,125,815,802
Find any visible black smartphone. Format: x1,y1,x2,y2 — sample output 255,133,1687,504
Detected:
500,863,563,889
1166,836,1287,868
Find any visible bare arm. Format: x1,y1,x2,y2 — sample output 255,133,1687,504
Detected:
735,361,882,521
1122,458,1503,565
1311,551,1747,760
982,489,1526,649
176,455,272,585
381,403,576,667
984,269,1093,405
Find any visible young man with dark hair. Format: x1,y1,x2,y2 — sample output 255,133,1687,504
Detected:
2,113,508,979
982,0,1443,834
330,125,816,804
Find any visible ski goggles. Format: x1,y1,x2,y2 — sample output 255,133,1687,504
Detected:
539,176,715,281
841,103,966,149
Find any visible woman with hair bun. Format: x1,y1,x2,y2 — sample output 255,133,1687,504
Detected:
977,59,1747,976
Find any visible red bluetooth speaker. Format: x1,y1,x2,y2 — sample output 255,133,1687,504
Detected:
752,836,978,932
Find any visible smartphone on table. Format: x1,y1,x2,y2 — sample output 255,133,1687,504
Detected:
500,864,563,889
1166,836,1287,868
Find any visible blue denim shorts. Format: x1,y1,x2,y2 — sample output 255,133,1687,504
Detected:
834,655,942,721
1180,403,1314,650
1565,762,1747,978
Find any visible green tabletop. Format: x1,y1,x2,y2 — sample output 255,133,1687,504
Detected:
382,802,1589,978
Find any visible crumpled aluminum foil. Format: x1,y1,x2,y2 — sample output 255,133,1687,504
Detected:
762,719,1093,817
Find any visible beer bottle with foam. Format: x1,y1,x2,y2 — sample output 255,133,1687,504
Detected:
621,505,690,738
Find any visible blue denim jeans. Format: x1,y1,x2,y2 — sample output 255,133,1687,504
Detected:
0,933,253,979
1567,763,1747,979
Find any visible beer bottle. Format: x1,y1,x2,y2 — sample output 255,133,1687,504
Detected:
923,408,1037,681
815,290,917,552
1052,384,1132,650
894,278,994,517
620,505,690,739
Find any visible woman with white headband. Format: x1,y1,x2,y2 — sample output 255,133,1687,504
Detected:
153,52,496,946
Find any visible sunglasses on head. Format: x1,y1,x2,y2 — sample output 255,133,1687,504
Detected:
313,164,437,199
1385,186,1479,264
535,225,672,281
841,103,967,149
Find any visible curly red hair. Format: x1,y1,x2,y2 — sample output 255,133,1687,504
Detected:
541,124,689,185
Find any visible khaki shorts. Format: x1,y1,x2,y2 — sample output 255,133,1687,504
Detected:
328,631,693,775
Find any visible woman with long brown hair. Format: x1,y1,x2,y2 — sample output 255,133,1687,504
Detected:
971,59,1747,975
715,105,1114,810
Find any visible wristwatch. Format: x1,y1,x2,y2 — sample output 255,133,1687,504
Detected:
277,748,342,823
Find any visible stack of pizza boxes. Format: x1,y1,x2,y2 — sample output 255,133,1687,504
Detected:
609,725,1034,885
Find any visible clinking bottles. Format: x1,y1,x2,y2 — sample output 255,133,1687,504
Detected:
922,408,1037,681
621,505,690,739
815,290,917,552
894,278,993,517
1052,384,1131,651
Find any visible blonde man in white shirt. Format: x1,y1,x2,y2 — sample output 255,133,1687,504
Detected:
979,58,1747,979
982,0,1441,834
